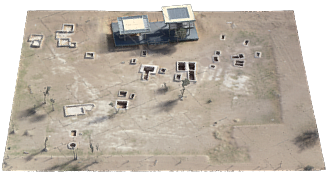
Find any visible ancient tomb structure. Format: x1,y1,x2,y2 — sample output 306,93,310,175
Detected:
231,53,245,59
159,68,167,74
55,23,77,48
243,39,250,46
214,50,221,56
63,103,95,117
220,34,226,40
255,51,262,58
212,55,220,63
70,130,77,137
141,50,147,57
139,64,158,81
115,100,129,110
84,52,95,59
129,93,136,99
233,60,245,68
210,64,216,69
28,34,43,48
175,73,182,81
176,61,197,82
130,58,137,64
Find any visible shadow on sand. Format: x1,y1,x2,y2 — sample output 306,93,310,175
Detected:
157,99,179,112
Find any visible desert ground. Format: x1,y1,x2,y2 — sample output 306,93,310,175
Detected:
2,10,325,171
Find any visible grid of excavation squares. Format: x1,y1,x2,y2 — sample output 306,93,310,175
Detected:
55,23,76,48
176,61,197,81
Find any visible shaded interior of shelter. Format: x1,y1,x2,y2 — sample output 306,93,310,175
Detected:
111,21,199,47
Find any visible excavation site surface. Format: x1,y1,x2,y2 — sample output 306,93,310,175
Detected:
2,10,325,171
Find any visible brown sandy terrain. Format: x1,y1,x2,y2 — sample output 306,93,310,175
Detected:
1,10,325,171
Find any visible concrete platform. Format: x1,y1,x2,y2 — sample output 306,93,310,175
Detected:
111,21,199,46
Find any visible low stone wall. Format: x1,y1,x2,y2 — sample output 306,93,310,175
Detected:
63,103,95,117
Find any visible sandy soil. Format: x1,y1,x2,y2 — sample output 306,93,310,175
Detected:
2,10,325,171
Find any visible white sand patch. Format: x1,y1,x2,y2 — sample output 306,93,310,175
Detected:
216,68,222,77
57,57,67,64
82,78,100,99
221,72,250,95
72,75,79,99
51,65,75,75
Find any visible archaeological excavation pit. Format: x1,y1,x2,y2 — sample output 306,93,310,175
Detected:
130,58,137,64
215,50,221,56
189,62,196,71
175,73,182,81
234,60,245,68
130,93,136,99
31,40,41,48
71,130,77,136
143,72,149,80
243,39,250,46
67,142,77,149
231,55,239,59
85,52,95,59
141,50,147,57
220,34,226,40
116,100,128,110
159,68,167,74
118,90,128,97
69,42,77,48
238,53,245,59
188,71,196,81
212,55,219,63
255,51,262,58
210,64,216,69
177,62,187,71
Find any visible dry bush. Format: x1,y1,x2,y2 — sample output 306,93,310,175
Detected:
294,130,319,151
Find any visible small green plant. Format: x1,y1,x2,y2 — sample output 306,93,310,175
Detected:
50,99,55,111
43,86,51,104
304,165,314,171
180,78,190,100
